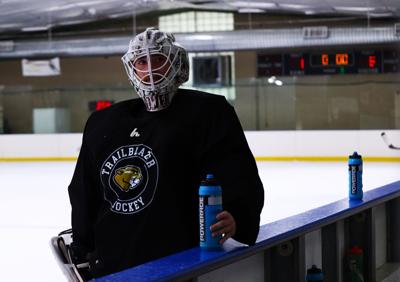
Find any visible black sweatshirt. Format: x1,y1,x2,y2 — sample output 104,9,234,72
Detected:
68,89,264,278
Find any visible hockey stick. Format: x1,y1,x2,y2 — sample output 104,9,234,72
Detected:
380,132,400,150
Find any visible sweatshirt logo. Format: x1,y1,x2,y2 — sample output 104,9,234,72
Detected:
130,128,140,137
100,144,158,214
114,165,142,191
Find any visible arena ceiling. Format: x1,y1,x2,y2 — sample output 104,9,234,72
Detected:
0,0,399,34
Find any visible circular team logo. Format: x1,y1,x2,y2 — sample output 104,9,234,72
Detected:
114,165,142,191
100,144,159,214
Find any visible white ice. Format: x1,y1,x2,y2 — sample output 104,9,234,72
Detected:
0,161,399,281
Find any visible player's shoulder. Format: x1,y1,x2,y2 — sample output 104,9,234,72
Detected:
177,88,231,109
85,99,139,128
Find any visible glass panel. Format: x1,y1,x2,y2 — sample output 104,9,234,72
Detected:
1,43,399,134
233,73,400,130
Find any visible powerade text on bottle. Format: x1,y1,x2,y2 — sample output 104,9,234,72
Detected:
199,174,223,250
349,152,363,200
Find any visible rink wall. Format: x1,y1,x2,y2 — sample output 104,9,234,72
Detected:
0,130,399,161
96,180,400,282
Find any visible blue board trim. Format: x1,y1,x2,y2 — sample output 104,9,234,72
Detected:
96,180,400,282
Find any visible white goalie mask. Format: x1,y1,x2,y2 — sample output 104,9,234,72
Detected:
121,27,189,112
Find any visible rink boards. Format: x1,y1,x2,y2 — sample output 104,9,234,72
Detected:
0,130,399,162
97,180,400,282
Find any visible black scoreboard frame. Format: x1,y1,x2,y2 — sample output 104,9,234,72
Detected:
257,48,400,77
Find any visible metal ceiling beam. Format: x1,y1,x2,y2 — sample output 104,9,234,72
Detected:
0,26,399,59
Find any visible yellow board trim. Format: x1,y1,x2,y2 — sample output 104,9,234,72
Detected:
255,156,400,162
0,157,78,162
0,156,399,162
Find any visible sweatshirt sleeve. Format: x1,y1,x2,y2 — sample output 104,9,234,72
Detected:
68,120,100,258
201,97,264,245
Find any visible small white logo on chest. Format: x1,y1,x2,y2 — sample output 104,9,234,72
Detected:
130,128,140,137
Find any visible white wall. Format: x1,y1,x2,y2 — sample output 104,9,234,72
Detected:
0,130,399,160
245,130,400,159
0,133,82,159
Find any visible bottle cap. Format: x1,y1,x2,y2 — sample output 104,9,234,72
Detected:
201,174,219,186
350,246,363,254
306,265,324,281
307,265,322,274
199,173,222,195
349,151,362,159
206,174,214,179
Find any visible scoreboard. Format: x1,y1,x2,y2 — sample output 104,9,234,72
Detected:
257,49,400,76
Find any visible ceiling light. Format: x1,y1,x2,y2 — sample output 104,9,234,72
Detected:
0,23,21,28
231,1,277,9
87,8,96,16
21,26,50,32
44,4,77,12
304,10,317,15
279,4,311,10
187,34,214,40
369,12,393,17
334,6,376,12
238,8,265,13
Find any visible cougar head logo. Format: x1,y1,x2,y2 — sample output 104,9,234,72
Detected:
113,165,142,192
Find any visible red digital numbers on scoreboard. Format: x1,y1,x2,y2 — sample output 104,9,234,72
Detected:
96,100,112,111
357,51,380,73
368,55,376,69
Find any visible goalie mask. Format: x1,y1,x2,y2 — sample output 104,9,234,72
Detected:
121,27,189,112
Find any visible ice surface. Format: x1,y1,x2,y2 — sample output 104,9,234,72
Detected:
257,161,400,224
0,161,399,281
0,162,73,282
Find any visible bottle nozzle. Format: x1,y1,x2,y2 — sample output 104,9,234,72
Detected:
206,174,214,179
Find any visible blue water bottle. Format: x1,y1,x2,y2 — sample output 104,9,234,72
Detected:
199,174,223,250
306,265,324,282
349,152,363,200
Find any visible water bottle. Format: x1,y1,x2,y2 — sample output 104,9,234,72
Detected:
349,152,363,200
199,174,223,250
348,246,364,282
306,265,324,282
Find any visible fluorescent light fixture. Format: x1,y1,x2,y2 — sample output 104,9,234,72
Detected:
279,4,311,10
369,12,393,17
44,4,77,11
76,0,108,5
87,8,96,15
238,8,265,13
187,34,214,40
44,0,106,12
334,6,376,12
231,1,277,9
0,23,21,28
21,26,50,32
304,10,317,15
108,13,130,19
